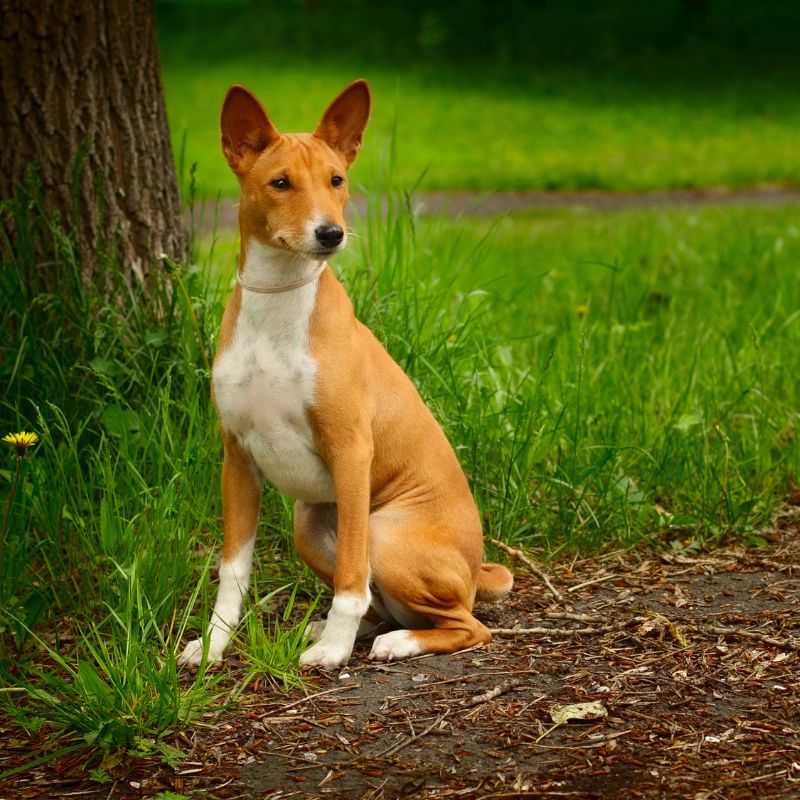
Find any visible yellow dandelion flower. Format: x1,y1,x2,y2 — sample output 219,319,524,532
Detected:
3,431,40,457
575,304,589,317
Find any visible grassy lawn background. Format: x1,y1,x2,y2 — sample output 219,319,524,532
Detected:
158,0,800,196
203,199,800,551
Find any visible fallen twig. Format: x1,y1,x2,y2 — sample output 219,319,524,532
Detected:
522,728,635,750
567,574,623,592
703,625,800,651
489,621,628,637
543,611,605,623
489,538,563,602
460,677,525,707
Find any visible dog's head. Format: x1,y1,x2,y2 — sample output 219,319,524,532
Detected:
220,80,371,259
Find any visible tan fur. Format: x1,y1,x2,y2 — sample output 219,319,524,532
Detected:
203,80,512,667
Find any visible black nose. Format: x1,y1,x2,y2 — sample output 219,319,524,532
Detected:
315,224,344,249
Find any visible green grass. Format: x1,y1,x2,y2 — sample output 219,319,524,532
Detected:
2,171,798,770
414,204,800,550
164,62,800,197
333,199,800,552
158,1,800,196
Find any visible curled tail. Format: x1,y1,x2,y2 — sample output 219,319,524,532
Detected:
476,562,514,602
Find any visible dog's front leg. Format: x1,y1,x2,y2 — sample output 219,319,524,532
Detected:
180,436,261,666
299,439,372,670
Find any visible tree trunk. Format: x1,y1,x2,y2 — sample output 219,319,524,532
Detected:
0,0,187,276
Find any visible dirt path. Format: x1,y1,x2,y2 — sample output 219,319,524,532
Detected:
192,185,800,233
3,508,799,799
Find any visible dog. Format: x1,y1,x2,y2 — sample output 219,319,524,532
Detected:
179,80,513,670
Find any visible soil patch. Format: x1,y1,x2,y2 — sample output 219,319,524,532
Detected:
2,509,799,799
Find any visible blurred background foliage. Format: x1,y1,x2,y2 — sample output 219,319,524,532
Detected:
157,0,800,75
157,0,800,195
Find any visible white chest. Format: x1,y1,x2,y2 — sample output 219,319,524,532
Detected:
213,252,335,504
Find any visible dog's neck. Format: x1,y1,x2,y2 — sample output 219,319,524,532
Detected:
239,238,324,291
236,237,324,331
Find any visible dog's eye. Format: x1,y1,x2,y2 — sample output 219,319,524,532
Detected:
270,177,291,191
331,175,344,188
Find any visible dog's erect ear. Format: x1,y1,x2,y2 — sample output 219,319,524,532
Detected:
220,85,279,175
313,80,371,167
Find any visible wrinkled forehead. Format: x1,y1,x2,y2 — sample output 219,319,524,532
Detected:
247,133,348,182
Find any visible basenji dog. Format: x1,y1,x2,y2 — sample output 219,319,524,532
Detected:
179,80,513,670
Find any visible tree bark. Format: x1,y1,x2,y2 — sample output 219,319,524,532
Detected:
0,0,187,275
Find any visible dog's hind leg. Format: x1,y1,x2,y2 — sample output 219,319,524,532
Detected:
367,509,493,662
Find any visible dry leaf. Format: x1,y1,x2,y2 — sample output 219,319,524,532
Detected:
549,701,608,724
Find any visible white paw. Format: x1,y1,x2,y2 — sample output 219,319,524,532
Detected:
304,619,327,642
178,639,223,667
368,630,422,662
298,637,353,670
